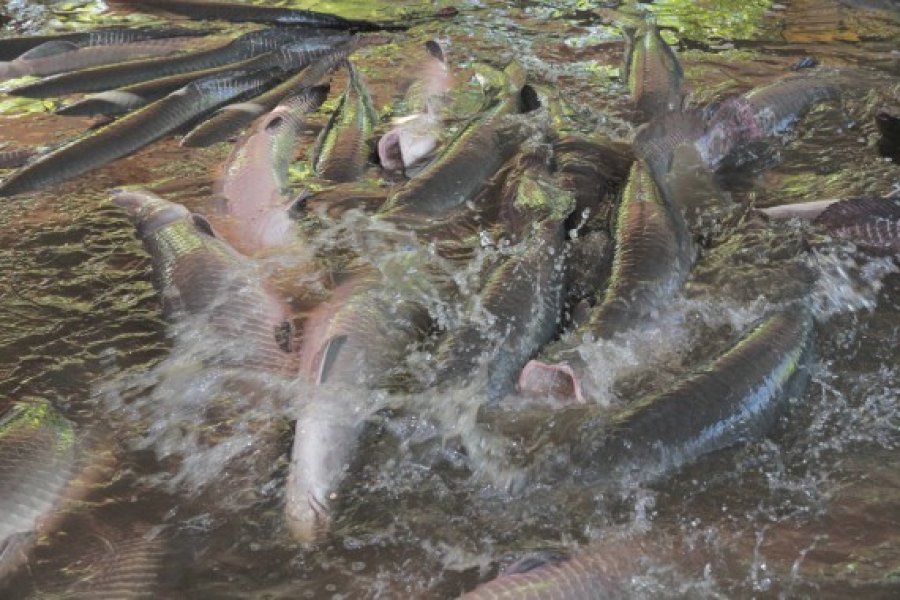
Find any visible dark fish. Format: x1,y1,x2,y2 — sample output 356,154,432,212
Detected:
0,69,277,197
625,22,684,122
182,36,355,147
113,189,299,373
534,307,814,486
0,399,78,582
0,25,213,62
109,0,401,31
699,73,841,169
814,196,900,253
519,160,694,401
553,133,633,225
310,61,377,182
0,36,198,82
378,60,529,218
8,27,311,98
875,107,900,159
213,87,329,256
57,33,349,118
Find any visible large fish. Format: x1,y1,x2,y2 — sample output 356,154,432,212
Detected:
8,27,312,98
57,33,349,119
531,307,814,486
0,69,278,197
0,36,199,83
435,159,574,401
213,86,329,256
699,73,842,169
113,189,299,374
378,41,451,174
625,22,684,122
0,399,79,583
520,160,694,402
109,0,401,31
310,61,377,182
377,60,529,218
287,259,436,541
181,37,357,147
0,25,212,62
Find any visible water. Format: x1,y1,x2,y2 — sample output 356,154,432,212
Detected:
1,0,899,597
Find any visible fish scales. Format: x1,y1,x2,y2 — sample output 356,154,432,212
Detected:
568,307,814,483
0,26,209,61
627,23,684,122
0,70,276,197
9,27,312,98
587,160,693,339
0,400,77,550
60,535,166,599
311,61,376,182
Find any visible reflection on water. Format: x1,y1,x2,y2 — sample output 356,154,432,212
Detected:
1,0,899,597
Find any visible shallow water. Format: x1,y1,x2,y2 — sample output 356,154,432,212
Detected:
1,0,899,598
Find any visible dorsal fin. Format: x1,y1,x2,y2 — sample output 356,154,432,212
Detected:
317,335,347,385
20,41,80,61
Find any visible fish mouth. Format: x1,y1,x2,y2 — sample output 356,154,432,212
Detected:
517,360,586,404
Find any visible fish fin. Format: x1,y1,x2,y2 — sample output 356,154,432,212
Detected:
274,320,295,353
317,335,347,385
191,214,217,238
502,550,569,575
19,40,80,60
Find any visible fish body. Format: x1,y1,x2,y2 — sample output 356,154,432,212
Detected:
58,33,348,119
0,69,277,197
111,0,394,31
699,74,841,169
0,37,196,82
0,25,211,61
626,23,684,122
311,61,377,182
553,134,633,223
114,190,298,374
378,60,529,218
9,27,311,98
0,399,78,581
555,307,815,484
288,261,434,540
519,160,694,402
378,41,450,173
215,87,329,255
814,196,900,253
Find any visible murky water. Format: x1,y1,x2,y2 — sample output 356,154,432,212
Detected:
1,0,899,598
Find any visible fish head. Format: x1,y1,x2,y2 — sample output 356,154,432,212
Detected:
112,189,192,239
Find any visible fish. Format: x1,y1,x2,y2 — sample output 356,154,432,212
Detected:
310,61,377,182
56,33,349,119
699,73,842,169
625,21,684,122
180,37,356,147
109,0,403,31
0,36,199,83
113,189,299,374
519,160,695,402
8,27,313,98
297,183,389,218
553,133,633,226
378,41,451,174
530,306,814,486
430,218,570,403
287,260,436,541
0,25,213,62
0,399,78,582
0,69,279,197
813,196,900,253
377,60,530,218
213,86,329,256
